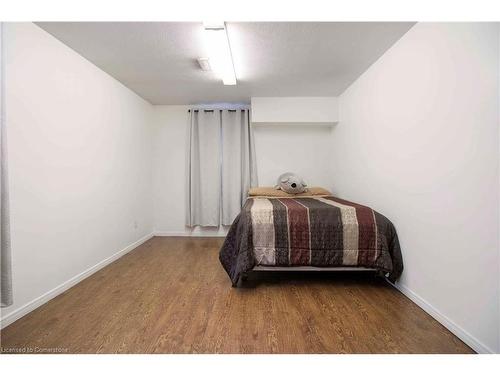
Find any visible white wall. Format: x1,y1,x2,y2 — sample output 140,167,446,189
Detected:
253,124,333,188
331,23,499,353
151,106,335,235
1,23,154,325
251,97,338,123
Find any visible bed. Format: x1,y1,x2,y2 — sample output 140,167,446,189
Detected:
219,187,403,287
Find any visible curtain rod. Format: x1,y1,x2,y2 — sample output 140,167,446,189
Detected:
188,104,250,112
188,109,248,112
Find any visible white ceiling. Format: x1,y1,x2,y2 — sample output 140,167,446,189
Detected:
36,22,415,105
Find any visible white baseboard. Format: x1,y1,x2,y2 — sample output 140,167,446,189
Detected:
154,230,227,237
0,232,154,329
389,281,495,354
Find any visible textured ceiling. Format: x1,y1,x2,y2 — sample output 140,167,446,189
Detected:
36,22,415,104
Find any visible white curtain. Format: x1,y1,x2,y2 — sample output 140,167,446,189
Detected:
186,108,257,227
221,110,257,225
1,22,13,307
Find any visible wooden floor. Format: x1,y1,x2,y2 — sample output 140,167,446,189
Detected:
0,237,473,354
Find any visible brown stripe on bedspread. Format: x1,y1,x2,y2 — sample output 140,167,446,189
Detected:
269,199,290,266
278,198,311,265
295,198,344,265
325,196,378,265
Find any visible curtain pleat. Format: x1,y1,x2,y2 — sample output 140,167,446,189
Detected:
186,110,221,227
221,109,257,225
1,22,13,307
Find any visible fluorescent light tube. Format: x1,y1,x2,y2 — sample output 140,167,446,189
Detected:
203,23,237,85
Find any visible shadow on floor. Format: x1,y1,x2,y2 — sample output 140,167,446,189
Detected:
237,270,388,289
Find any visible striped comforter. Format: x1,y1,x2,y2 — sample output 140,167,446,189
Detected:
219,196,403,286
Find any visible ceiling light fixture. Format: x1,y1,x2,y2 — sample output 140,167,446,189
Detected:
203,22,237,85
197,57,211,71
